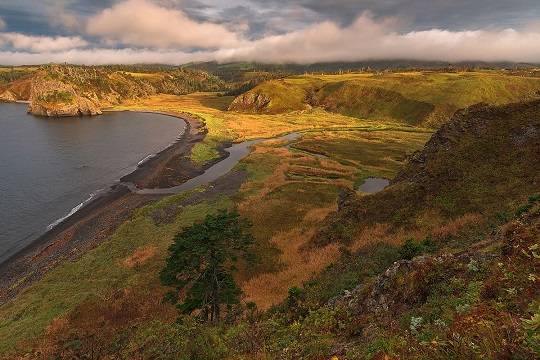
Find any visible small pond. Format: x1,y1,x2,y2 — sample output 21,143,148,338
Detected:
357,177,390,193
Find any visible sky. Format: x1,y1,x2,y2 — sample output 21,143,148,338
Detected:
0,0,540,65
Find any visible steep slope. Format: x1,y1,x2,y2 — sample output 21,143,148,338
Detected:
229,72,540,127
271,200,540,359
315,100,540,247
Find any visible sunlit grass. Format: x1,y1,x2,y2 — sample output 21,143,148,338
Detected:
0,90,434,354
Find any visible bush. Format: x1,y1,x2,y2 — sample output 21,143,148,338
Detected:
399,237,436,260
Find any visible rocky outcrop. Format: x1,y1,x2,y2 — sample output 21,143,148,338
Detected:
0,89,17,102
27,74,102,117
27,98,102,117
228,91,271,112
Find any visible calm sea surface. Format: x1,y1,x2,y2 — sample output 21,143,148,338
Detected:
0,103,185,264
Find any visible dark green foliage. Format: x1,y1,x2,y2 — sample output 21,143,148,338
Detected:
37,90,74,104
515,193,540,217
0,68,33,84
160,210,255,323
399,237,436,260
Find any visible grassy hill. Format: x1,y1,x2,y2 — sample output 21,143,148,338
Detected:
0,64,226,116
229,71,540,127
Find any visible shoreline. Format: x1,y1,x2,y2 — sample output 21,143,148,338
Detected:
0,110,219,304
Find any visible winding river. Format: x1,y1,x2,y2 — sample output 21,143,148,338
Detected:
132,132,302,195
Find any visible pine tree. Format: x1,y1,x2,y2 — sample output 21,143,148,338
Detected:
160,210,255,323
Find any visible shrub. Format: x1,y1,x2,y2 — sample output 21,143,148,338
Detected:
399,237,436,260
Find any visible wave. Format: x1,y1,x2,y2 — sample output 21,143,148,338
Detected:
46,189,105,230
137,154,155,166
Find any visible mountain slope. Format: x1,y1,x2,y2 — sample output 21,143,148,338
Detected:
316,100,540,247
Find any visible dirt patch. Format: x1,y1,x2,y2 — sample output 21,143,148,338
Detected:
122,246,158,268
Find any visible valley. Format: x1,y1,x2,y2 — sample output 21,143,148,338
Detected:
0,65,538,359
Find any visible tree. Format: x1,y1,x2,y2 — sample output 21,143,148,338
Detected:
160,210,255,323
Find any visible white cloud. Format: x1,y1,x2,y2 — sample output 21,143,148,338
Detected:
214,14,540,63
86,0,244,49
0,48,207,65
0,33,88,52
2,12,540,65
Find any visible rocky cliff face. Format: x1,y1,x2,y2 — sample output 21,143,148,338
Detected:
0,89,18,102
28,75,102,116
228,91,271,112
0,77,32,102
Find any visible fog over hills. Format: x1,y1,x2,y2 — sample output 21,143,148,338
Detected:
1,0,540,64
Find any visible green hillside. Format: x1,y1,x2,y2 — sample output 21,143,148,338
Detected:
229,71,540,127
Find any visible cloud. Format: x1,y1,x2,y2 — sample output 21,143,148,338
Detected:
2,13,540,65
86,0,244,49
48,3,83,32
247,0,540,31
0,17,6,31
0,33,88,52
0,48,207,65
210,13,540,63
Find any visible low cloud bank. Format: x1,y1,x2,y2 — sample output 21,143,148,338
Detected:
219,15,540,63
1,2,540,65
0,33,88,52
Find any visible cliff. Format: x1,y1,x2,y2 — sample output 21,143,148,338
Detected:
1,64,226,117
27,75,102,116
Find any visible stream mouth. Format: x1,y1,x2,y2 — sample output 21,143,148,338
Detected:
133,131,302,195
357,177,390,193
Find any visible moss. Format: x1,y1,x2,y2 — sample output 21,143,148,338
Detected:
38,90,74,104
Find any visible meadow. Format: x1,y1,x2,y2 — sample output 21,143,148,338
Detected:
0,89,431,355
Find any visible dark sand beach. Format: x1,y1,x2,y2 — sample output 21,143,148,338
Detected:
0,111,221,304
